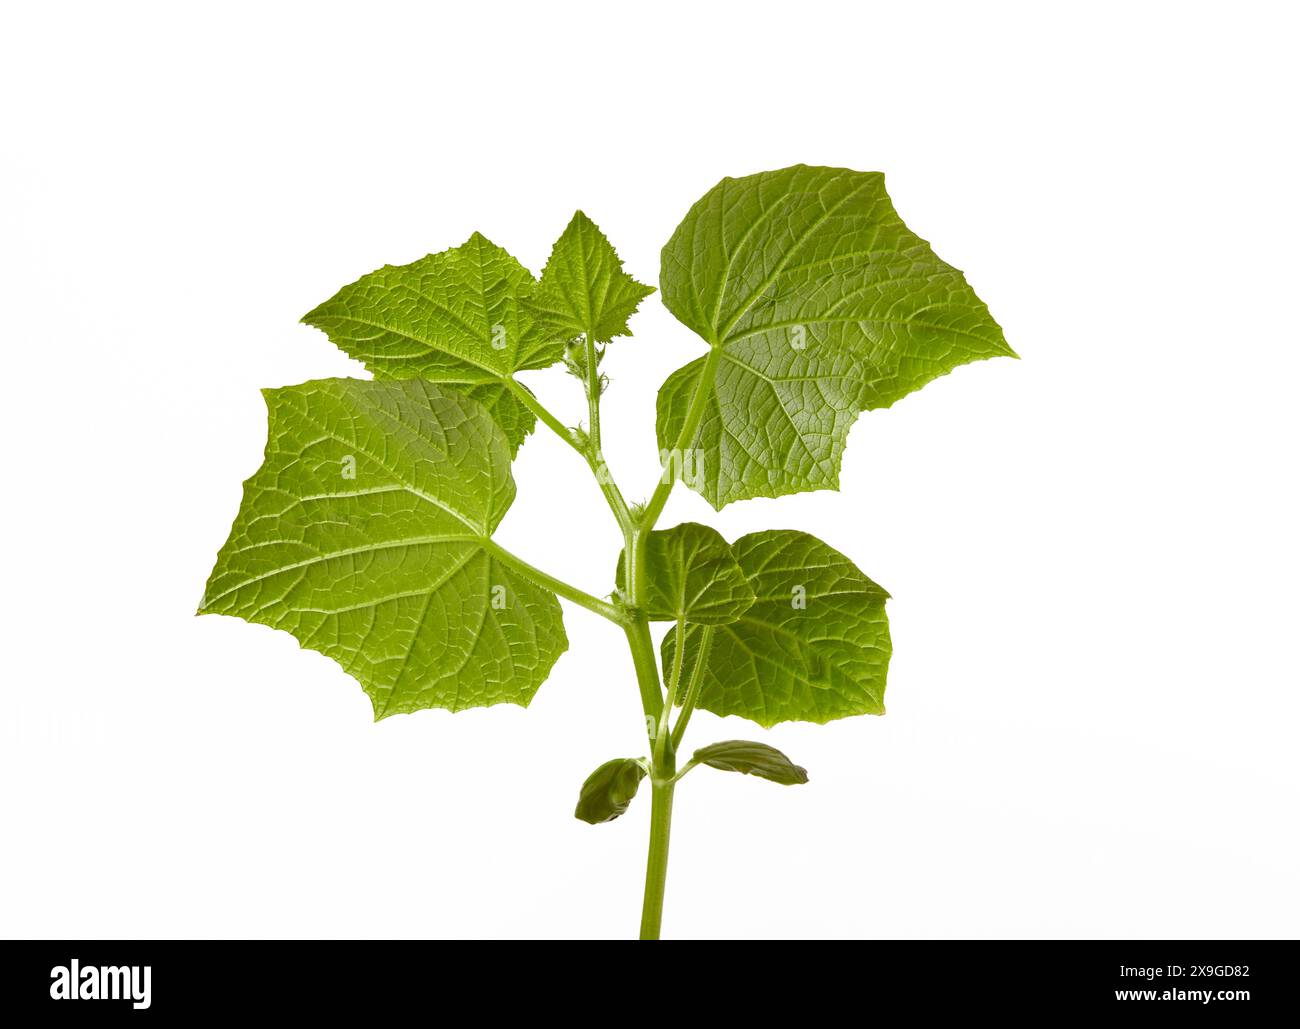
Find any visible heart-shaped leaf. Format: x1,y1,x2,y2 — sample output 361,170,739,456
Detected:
664,530,890,727
657,164,1015,508
199,378,568,718
615,522,755,625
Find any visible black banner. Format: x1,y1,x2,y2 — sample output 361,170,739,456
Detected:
0,941,1282,1018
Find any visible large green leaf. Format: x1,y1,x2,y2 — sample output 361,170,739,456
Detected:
573,758,648,824
528,211,654,343
614,522,755,625
302,233,560,455
199,378,567,718
657,164,1016,508
663,530,890,727
692,741,808,785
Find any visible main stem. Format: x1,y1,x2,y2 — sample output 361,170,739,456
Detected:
624,612,671,938
532,332,721,939
639,774,675,939
628,342,721,940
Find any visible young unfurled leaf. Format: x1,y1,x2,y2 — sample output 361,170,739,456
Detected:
657,164,1016,508
574,758,648,824
615,522,755,624
693,741,809,785
199,378,567,719
302,233,559,454
663,530,890,727
529,211,654,343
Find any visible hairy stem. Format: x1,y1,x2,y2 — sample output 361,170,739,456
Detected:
583,331,603,456
503,376,582,453
504,374,633,529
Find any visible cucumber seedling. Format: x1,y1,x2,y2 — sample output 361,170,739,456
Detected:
200,165,1015,938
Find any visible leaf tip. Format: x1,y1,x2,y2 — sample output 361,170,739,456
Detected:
368,690,397,722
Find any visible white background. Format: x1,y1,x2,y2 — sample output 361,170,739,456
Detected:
2,1,1297,940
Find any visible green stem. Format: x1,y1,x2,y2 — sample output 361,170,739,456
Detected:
584,331,603,456
482,539,624,624
623,614,665,734
502,376,582,452
508,339,724,939
670,623,713,752
665,759,699,786
640,344,722,533
639,775,675,940
625,344,730,939
504,374,633,529
654,617,685,766
622,529,677,940
577,332,637,557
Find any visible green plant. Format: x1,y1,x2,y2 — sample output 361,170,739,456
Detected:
199,165,1014,938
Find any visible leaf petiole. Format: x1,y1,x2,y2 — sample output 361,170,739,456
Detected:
583,330,604,456
639,344,722,533
481,538,625,624
670,624,713,751
653,616,686,766
501,376,582,452
505,367,635,532
660,759,698,787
